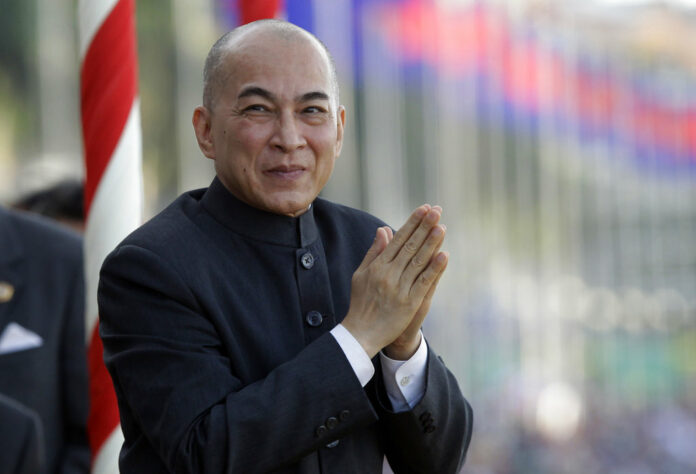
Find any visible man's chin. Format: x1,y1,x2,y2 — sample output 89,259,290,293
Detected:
261,195,313,217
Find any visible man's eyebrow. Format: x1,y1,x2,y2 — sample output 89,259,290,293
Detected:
297,91,330,102
237,86,276,101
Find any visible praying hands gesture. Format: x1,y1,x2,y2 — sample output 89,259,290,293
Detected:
342,205,448,360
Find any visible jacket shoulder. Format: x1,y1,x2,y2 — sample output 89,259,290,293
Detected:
115,189,206,254
0,207,82,264
313,198,386,231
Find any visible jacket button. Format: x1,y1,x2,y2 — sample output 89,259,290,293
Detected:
306,311,323,327
300,252,315,269
326,440,339,448
326,416,338,429
315,425,327,437
339,410,350,421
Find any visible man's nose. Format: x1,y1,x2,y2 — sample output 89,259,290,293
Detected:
270,111,306,153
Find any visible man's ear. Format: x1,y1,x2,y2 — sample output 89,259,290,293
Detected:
334,105,346,157
192,106,215,160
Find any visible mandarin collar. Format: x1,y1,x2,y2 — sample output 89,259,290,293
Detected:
200,177,318,248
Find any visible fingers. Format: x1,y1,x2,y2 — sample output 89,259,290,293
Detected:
358,203,446,303
403,253,447,341
410,250,448,299
390,207,442,272
357,226,391,270
379,205,431,262
400,222,446,288
413,250,446,318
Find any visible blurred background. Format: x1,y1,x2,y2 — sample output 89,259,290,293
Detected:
2,0,696,472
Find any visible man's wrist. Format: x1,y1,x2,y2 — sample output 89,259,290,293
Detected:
330,324,375,387
383,332,422,360
340,316,381,358
379,332,428,411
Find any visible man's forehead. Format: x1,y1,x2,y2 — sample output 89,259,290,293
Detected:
221,35,334,99
226,56,333,100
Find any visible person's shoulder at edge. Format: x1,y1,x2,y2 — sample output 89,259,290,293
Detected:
0,206,82,262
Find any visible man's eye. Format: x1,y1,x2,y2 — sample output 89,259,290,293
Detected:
245,105,269,112
304,106,326,114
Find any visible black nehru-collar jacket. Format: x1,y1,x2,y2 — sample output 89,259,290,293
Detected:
98,177,473,473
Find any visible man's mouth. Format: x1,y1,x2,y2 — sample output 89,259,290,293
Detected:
264,166,306,180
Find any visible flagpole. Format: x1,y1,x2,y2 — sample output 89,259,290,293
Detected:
78,0,143,471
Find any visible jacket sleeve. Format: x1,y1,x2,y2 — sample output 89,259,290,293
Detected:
375,347,473,474
98,244,380,473
0,396,45,474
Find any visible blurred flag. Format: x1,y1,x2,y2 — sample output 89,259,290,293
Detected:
78,0,143,472
218,0,283,26
359,0,696,172
218,0,315,29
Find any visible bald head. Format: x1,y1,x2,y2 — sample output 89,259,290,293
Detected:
202,20,339,112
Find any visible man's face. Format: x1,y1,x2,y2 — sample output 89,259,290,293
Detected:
195,31,345,217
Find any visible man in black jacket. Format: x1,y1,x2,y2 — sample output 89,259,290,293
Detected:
99,19,472,473
0,206,89,473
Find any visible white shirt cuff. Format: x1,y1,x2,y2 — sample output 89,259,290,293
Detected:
330,324,375,387
379,333,428,412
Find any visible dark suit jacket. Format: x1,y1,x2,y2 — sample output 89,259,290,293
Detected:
99,178,473,473
0,207,90,474
0,393,44,474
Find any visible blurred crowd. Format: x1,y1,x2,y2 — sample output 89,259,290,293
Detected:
464,392,696,474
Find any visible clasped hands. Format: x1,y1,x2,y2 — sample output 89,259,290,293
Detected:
342,205,448,361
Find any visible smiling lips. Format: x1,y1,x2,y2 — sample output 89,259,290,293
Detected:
264,165,306,180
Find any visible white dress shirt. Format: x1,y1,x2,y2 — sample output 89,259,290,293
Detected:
330,324,427,412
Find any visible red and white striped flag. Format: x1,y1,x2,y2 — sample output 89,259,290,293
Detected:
78,0,143,471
